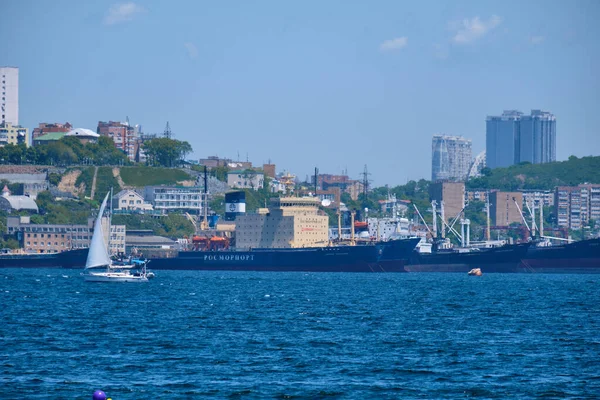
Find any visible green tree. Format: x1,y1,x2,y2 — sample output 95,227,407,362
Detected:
211,165,230,182
143,138,193,167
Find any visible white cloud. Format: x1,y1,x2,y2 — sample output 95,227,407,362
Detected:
104,2,146,25
379,36,408,52
184,42,199,59
529,35,545,45
451,15,502,44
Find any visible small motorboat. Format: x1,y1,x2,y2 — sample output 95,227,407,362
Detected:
468,268,482,276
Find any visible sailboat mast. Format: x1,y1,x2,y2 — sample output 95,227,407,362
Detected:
109,187,113,256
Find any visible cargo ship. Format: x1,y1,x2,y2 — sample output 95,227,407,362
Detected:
54,196,421,272
134,237,420,272
518,237,600,273
404,242,531,273
53,238,419,272
0,250,65,268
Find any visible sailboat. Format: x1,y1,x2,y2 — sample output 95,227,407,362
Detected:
83,192,151,283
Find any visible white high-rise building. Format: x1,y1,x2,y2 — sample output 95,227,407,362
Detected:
431,135,472,182
1,67,19,125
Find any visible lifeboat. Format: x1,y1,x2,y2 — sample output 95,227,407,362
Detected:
209,236,230,250
354,221,369,231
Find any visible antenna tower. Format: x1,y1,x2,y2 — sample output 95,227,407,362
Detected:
360,164,371,200
163,121,172,139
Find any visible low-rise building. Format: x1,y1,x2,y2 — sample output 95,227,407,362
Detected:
263,163,276,179
0,122,29,147
227,170,264,190
101,217,126,255
6,216,94,253
269,179,287,193
112,189,152,212
32,131,67,146
379,195,410,215
316,173,364,201
125,229,176,256
34,128,100,147
65,128,100,144
7,215,126,254
0,173,48,199
199,155,232,168
144,186,203,212
0,185,38,212
32,122,72,141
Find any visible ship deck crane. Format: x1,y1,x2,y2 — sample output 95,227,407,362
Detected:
513,197,532,238
413,204,433,236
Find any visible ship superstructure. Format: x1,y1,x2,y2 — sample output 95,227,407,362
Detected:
236,197,329,249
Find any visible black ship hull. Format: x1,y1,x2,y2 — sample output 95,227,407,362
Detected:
404,243,531,273
56,238,420,273
518,238,600,273
143,238,420,272
0,253,64,268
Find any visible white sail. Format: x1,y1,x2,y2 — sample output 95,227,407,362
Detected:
85,192,112,269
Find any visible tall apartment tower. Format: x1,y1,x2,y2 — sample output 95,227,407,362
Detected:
519,110,556,164
486,110,522,169
431,135,472,182
486,110,556,169
1,67,19,125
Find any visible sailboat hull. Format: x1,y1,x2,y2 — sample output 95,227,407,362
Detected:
84,272,148,283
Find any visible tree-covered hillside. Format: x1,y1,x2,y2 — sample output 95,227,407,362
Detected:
467,156,600,191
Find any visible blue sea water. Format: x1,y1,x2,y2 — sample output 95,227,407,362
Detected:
1,269,599,399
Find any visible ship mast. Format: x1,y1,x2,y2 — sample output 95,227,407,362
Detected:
200,166,209,231
486,191,491,241
350,210,356,246
337,209,342,242
539,200,544,237
108,186,113,256
440,200,446,239
431,200,438,240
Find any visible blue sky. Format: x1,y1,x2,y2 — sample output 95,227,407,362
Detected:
1,0,599,186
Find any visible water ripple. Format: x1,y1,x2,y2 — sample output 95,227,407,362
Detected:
1,270,599,399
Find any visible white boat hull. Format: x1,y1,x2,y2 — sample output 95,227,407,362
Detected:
83,192,154,283
84,272,149,283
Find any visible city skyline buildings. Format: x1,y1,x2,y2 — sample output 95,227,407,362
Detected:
1,67,19,126
1,1,599,185
431,135,472,182
486,110,556,169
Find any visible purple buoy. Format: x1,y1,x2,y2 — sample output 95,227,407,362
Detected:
93,390,107,400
